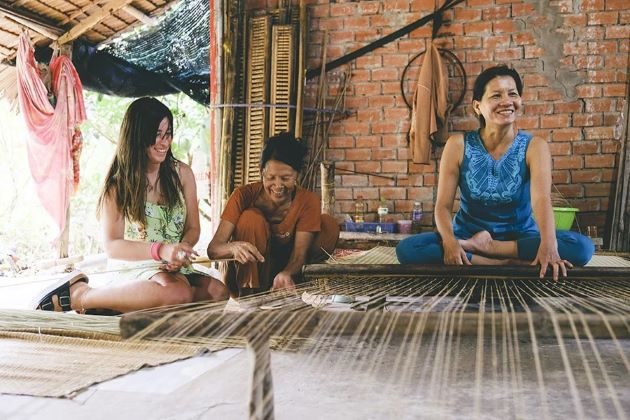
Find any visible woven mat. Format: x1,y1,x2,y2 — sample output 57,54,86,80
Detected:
0,330,207,398
330,246,630,267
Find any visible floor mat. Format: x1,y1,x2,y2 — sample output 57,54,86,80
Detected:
329,246,630,267
0,330,206,398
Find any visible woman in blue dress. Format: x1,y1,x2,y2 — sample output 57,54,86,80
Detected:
396,65,593,280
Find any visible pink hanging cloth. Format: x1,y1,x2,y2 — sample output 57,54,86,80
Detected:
16,32,87,235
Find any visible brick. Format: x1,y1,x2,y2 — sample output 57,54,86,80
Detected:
319,17,344,31
355,54,382,69
512,3,536,16
355,161,381,174
482,6,511,20
552,170,571,184
384,108,411,120
605,54,628,68
548,142,572,155
603,84,627,96
464,21,492,35
572,169,602,183
372,121,400,134
379,187,407,201
355,29,380,42
554,101,583,113
579,0,605,11
584,154,616,168
326,149,345,161
564,42,588,55
541,114,570,129
367,96,395,108
574,55,605,69
575,84,603,98
584,126,616,140
455,36,483,49
512,32,536,46
585,98,616,112
516,116,540,129
341,175,370,187
587,11,619,25
606,0,629,9
454,8,482,21
552,128,583,142
601,140,620,154
495,47,523,61
330,3,356,17
587,69,619,83
588,41,618,55
351,69,370,82
467,49,494,62
538,88,563,101
329,30,354,44
357,2,380,15
383,0,410,12
356,109,382,122
577,26,606,41
343,121,367,135
554,184,584,199
493,19,520,33
572,141,599,154
584,183,612,197
408,187,435,203
329,136,355,149
525,46,545,59
354,83,381,96
382,134,408,148
553,156,584,170
382,161,408,173
371,68,399,81
606,25,630,39
373,148,397,160
573,113,603,127
564,14,588,26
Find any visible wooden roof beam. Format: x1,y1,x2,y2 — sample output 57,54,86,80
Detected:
56,0,134,45
122,5,157,26
0,2,63,39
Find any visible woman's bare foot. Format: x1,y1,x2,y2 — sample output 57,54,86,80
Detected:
459,231,493,254
470,255,529,265
70,282,90,312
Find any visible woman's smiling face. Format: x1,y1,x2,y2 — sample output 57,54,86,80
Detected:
473,76,522,127
147,117,172,165
261,159,298,204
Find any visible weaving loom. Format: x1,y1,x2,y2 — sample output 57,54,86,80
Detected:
120,263,630,420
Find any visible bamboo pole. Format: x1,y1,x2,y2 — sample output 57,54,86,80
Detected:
302,263,630,279
320,161,335,215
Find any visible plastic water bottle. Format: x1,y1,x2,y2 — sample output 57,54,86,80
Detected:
377,200,389,223
354,195,366,224
411,201,422,233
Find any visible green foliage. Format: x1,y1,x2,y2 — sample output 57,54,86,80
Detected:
0,92,209,270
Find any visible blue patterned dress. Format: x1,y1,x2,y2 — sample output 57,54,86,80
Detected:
396,130,594,265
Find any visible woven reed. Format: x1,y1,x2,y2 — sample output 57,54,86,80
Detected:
329,246,630,267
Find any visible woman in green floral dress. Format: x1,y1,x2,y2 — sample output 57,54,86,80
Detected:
35,97,228,313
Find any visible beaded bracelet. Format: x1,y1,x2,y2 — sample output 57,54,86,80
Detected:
150,242,163,261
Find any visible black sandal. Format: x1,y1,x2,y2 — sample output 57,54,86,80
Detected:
32,271,89,312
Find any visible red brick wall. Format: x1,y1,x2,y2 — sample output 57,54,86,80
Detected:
251,0,629,239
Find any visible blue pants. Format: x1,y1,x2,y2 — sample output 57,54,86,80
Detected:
396,231,594,266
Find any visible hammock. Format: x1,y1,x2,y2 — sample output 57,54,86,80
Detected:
16,32,86,236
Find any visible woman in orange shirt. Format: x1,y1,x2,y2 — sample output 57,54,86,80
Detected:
207,132,339,296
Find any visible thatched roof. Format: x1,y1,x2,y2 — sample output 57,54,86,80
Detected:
0,0,180,106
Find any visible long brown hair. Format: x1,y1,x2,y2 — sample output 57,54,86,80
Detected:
97,97,182,225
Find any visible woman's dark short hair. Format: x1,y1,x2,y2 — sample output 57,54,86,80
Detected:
472,64,523,102
260,132,308,172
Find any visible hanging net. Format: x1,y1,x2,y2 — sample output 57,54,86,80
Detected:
70,0,210,104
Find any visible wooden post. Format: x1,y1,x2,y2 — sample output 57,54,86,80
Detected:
294,0,306,139
247,333,274,420
320,161,335,215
